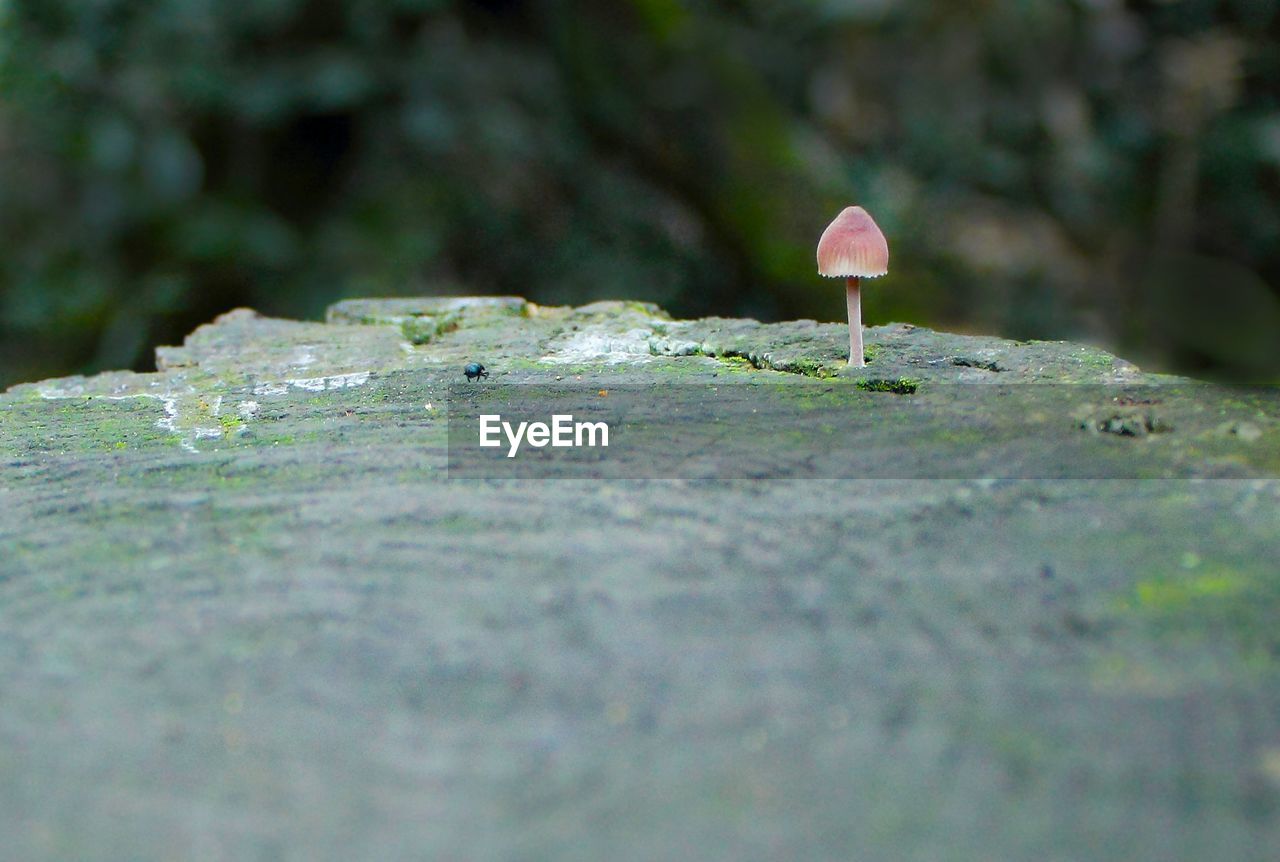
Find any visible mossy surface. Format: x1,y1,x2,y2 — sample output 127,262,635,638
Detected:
2,297,1279,861
854,376,922,394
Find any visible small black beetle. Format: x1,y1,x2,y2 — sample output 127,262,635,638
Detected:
464,363,489,381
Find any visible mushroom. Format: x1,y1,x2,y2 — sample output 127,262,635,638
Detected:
817,206,889,367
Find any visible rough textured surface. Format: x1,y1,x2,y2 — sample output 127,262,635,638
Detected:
2,297,1278,861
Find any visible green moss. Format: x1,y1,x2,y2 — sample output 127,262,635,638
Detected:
623,300,669,318
1129,573,1247,610
0,397,182,454
714,355,757,374
705,350,844,379
855,377,921,395
777,358,838,379
1078,350,1116,370
401,313,461,345
1113,565,1280,663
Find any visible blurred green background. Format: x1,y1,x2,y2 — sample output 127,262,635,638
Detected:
2,0,1278,388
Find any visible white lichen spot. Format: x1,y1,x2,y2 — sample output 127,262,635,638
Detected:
288,376,329,392
48,385,224,453
281,371,372,392
325,372,371,389
541,327,656,365
33,368,370,454
99,392,198,451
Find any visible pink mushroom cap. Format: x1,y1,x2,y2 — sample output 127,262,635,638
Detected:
816,206,889,279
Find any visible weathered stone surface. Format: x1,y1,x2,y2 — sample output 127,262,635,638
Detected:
1,298,1278,860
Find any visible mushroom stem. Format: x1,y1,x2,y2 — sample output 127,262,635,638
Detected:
846,276,865,367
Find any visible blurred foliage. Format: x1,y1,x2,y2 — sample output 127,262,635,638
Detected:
1,0,1278,386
